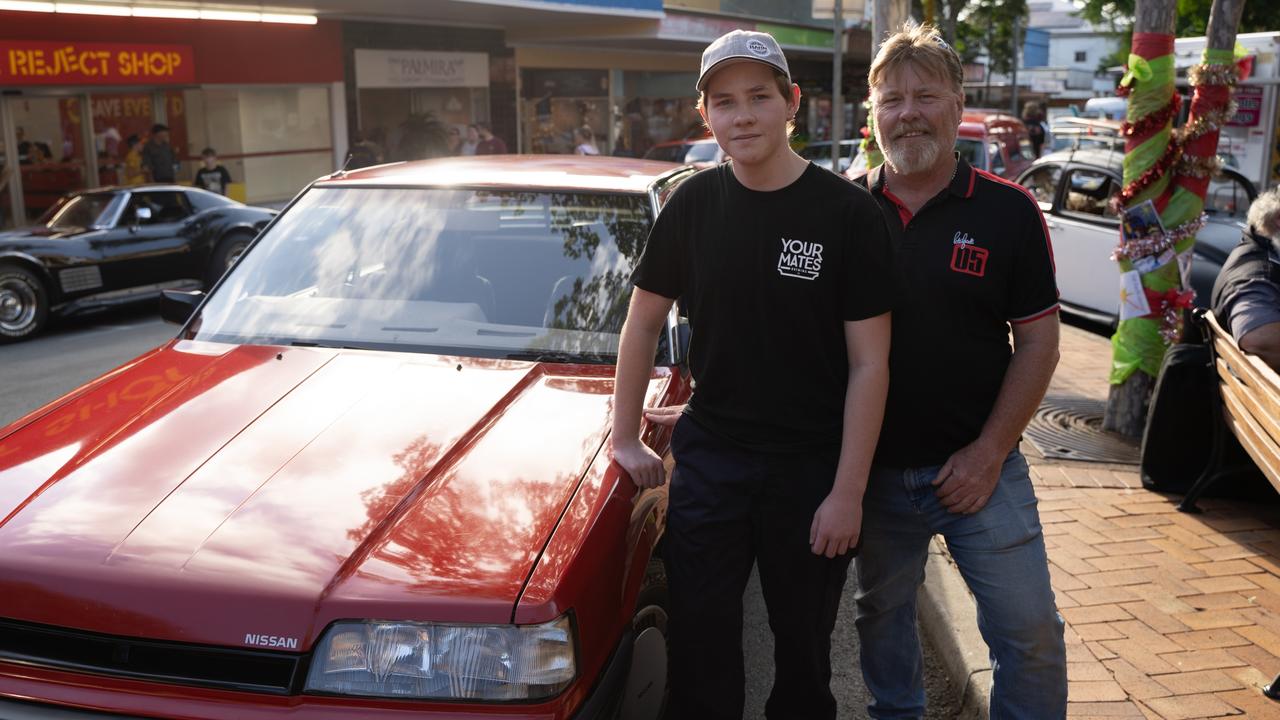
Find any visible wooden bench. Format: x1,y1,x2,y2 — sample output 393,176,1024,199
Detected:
1181,310,1280,511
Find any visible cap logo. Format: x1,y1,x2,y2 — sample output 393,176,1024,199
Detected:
747,39,770,57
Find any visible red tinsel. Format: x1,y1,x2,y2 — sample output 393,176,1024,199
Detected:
1122,94,1181,137
1144,287,1196,344
1114,142,1182,209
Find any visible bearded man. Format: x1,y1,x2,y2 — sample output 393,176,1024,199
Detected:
851,24,1068,720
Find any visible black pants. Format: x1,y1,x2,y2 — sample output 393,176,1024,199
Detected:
666,416,853,720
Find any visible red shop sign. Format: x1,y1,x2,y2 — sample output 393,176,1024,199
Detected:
0,40,195,86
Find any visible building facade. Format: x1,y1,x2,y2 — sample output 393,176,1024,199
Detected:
0,10,346,226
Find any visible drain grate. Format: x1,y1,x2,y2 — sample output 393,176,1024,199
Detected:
1023,395,1140,465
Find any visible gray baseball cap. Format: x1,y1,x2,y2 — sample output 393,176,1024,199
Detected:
696,30,791,92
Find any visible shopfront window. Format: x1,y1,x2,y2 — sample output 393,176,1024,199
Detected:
613,71,702,159
90,92,157,187
521,69,609,155
353,49,493,162
7,96,88,223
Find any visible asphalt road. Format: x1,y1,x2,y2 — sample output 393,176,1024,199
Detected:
0,303,962,719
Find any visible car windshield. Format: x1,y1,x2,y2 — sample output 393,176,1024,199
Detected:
46,193,118,229
190,186,653,362
956,138,985,168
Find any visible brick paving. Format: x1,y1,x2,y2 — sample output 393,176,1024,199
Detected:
1001,324,1280,718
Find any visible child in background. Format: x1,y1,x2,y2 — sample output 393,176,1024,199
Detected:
194,147,233,196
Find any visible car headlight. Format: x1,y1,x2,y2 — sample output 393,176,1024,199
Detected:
304,615,576,701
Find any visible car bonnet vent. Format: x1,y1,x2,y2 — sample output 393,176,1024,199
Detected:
0,619,300,694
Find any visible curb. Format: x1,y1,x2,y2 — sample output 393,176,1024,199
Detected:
918,539,991,720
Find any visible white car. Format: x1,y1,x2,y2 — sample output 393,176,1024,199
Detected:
1016,149,1256,323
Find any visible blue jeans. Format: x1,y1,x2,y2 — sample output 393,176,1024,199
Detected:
853,449,1067,719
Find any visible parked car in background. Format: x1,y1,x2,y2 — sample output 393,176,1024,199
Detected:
796,139,859,173
844,109,1035,181
954,109,1037,179
0,155,697,720
642,136,723,168
0,185,276,343
1048,117,1125,153
1016,149,1256,323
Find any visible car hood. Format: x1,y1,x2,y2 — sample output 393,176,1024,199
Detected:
0,341,627,651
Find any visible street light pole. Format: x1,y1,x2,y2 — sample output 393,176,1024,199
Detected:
831,0,844,169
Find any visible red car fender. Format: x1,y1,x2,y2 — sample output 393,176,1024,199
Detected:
513,368,690,712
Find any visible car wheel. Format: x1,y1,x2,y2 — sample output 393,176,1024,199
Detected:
619,559,669,720
0,263,49,343
206,231,254,287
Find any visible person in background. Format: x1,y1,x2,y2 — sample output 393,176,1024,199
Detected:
474,123,508,155
461,125,480,156
122,135,146,185
573,126,600,155
1022,101,1047,157
0,163,11,228
194,147,233,196
1212,188,1280,372
141,124,176,183
445,126,462,156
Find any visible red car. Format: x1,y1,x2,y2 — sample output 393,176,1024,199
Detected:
0,156,698,719
641,137,723,168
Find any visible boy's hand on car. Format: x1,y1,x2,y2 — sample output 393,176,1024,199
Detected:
612,439,667,489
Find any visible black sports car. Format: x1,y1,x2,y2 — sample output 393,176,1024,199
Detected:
0,185,276,342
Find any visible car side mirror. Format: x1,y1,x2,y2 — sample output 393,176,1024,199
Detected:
159,289,204,325
675,317,691,365
132,205,152,230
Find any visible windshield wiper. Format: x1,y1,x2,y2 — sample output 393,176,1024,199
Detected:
503,350,614,364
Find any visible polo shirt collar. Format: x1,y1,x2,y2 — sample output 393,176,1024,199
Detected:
869,153,977,200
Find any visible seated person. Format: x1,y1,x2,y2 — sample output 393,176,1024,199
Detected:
1212,188,1280,372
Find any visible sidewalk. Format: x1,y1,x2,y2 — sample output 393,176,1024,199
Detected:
922,323,1280,719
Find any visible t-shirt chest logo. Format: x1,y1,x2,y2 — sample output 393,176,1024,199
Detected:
777,238,824,280
950,232,988,277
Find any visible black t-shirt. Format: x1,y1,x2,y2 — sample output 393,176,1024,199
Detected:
632,162,893,452
195,166,233,195
860,157,1059,467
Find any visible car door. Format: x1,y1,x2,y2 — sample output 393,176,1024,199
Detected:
92,190,200,289
1046,165,1123,316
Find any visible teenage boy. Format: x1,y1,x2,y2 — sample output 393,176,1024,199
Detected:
852,24,1067,719
194,148,233,196
612,29,893,720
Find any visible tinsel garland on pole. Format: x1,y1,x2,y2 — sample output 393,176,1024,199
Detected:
1108,32,1183,385
1107,36,1242,385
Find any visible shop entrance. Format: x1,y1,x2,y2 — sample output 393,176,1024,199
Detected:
5,95,90,225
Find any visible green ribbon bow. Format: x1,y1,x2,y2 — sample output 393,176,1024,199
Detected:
1120,53,1152,88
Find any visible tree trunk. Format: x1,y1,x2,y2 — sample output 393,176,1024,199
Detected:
1102,0,1176,437
1136,0,1176,33
1207,0,1246,49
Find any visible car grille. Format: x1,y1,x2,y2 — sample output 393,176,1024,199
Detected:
0,618,302,694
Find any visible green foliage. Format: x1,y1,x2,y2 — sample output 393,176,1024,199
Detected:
1074,0,1280,40
963,0,1029,76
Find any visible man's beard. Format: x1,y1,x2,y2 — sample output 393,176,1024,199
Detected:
877,122,945,175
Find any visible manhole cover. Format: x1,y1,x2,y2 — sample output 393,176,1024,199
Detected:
1024,395,1140,464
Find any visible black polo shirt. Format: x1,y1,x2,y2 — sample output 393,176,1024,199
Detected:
859,156,1058,467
